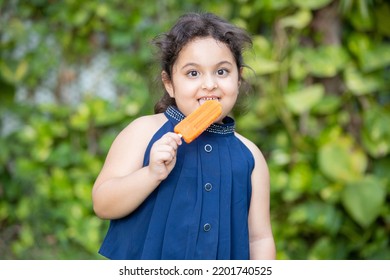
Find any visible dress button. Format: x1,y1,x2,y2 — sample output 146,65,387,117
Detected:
203,223,211,232
204,183,212,192
204,144,212,153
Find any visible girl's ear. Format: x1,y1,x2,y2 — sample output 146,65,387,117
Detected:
162,71,174,97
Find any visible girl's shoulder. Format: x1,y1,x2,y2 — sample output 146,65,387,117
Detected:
234,132,268,169
113,113,168,150
234,132,259,154
127,113,167,131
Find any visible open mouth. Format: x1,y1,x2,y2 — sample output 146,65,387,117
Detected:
198,97,219,105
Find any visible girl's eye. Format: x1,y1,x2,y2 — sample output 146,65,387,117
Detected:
187,70,199,78
217,69,229,76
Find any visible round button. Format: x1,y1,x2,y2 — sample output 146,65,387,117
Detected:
204,183,212,192
203,223,211,232
204,144,212,153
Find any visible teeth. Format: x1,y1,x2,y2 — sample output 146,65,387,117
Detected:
198,97,219,106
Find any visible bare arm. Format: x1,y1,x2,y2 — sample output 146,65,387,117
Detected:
236,134,276,260
92,114,182,220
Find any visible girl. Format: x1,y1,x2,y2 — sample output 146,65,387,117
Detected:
92,12,275,260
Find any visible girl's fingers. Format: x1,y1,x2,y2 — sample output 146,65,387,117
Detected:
151,133,181,163
158,133,182,150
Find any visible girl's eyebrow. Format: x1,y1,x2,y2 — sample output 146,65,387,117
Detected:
181,61,233,70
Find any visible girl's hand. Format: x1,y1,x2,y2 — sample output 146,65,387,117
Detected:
148,132,182,181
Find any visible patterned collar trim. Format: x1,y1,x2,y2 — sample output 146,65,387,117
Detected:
165,105,235,135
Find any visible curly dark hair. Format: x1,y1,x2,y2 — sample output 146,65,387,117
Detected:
152,12,252,113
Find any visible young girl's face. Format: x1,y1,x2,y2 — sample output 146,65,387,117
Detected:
163,36,241,122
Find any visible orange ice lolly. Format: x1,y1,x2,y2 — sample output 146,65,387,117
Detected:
174,100,222,143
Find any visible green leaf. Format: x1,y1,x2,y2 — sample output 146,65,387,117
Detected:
0,78,16,107
87,98,125,127
347,33,370,58
72,9,90,26
288,201,342,234
17,125,38,143
361,106,390,157
18,224,35,248
318,135,367,182
347,5,374,31
284,163,314,201
290,50,308,80
244,36,279,75
372,157,390,182
292,0,333,10
15,60,28,81
360,43,390,72
344,66,384,95
279,9,312,29
375,3,390,36
284,84,324,114
302,46,349,77
249,57,280,75
47,142,73,168
0,62,15,83
309,237,347,259
255,0,290,10
312,95,341,114
70,103,90,131
96,3,109,18
348,33,390,71
341,176,386,228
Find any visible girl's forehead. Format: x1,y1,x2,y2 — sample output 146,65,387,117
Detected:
176,37,235,64
184,36,227,50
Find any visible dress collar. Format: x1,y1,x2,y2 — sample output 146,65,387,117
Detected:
165,105,235,136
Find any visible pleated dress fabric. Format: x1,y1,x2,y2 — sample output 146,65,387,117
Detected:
99,106,255,260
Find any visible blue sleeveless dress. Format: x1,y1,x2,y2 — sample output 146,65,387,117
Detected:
99,106,255,259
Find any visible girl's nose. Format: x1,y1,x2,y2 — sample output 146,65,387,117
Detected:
201,75,218,90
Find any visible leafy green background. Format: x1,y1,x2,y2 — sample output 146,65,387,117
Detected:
1,0,389,259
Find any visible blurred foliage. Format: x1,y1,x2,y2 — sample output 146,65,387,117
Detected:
1,0,389,259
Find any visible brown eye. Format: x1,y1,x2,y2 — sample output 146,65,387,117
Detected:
187,70,199,78
217,69,229,76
